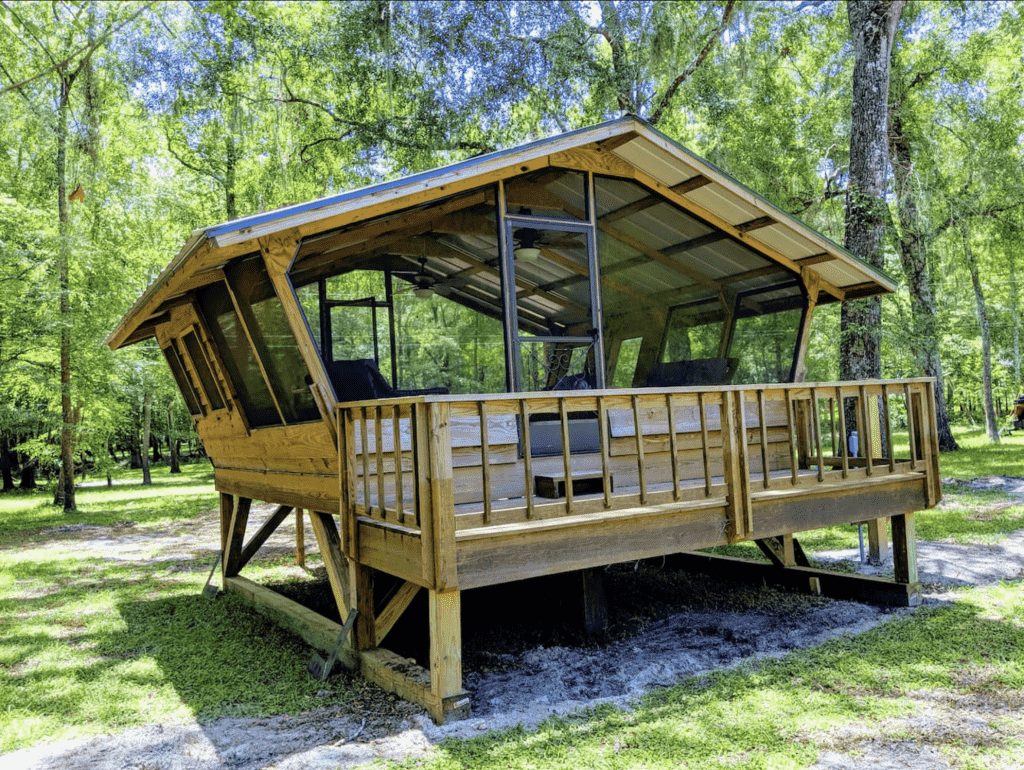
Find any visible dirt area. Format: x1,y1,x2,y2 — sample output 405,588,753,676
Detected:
6,477,1024,770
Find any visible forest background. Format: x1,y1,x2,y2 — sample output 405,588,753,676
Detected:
1,0,1023,507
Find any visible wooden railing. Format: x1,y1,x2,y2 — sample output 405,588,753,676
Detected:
336,379,940,582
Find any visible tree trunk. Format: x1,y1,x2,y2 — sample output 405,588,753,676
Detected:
841,0,904,443
1011,254,1021,389
19,460,37,490
962,225,999,443
57,76,77,512
888,105,959,451
142,390,153,484
1,438,14,492
168,399,181,473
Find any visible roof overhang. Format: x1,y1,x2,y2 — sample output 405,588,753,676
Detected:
107,116,894,350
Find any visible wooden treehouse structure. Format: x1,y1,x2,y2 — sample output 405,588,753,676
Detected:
108,117,941,723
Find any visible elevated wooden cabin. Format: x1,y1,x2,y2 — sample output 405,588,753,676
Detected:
108,117,940,723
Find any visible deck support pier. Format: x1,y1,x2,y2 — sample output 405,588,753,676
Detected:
580,568,609,636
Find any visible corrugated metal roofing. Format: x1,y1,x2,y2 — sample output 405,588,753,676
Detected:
107,115,894,350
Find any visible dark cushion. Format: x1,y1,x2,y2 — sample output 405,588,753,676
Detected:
327,359,448,403
645,358,738,387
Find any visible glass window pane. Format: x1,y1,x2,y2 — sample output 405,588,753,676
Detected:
198,280,281,427
729,308,802,384
228,257,320,423
162,344,202,416
182,330,225,411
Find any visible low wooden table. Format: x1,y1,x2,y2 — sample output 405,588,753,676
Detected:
534,472,612,498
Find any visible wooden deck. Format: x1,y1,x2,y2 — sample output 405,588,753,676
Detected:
218,377,940,723
339,379,939,591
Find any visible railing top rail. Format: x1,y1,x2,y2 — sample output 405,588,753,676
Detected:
333,377,937,413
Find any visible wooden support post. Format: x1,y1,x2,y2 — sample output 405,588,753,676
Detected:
219,492,234,556
580,568,609,636
237,505,293,572
428,402,458,592
308,510,354,620
296,508,306,568
429,589,469,723
720,391,752,540
223,496,251,578
375,580,421,647
866,517,889,565
892,512,918,588
755,535,809,568
354,564,375,650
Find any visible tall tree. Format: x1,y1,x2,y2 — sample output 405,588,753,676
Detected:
840,0,905,389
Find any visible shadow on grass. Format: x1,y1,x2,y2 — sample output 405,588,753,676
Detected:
428,596,1024,770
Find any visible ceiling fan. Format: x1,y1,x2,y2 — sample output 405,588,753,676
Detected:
394,256,439,298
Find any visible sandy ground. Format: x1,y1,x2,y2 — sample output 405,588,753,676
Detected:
5,477,1024,770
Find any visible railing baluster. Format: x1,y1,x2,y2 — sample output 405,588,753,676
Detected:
360,406,372,514
904,383,918,470
598,395,613,509
559,397,573,515
665,393,681,501
859,385,873,476
375,405,386,518
882,385,895,473
757,389,770,489
697,391,712,497
478,401,492,524
520,399,534,519
632,394,647,504
785,388,799,485
828,396,837,457
810,387,824,482
392,404,405,521
836,387,849,479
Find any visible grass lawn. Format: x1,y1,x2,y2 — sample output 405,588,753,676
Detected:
2,425,1024,768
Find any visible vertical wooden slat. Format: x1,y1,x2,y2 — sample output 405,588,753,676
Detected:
828,397,837,457
859,385,874,476
757,389,770,489
478,401,492,524
559,398,573,515
810,387,824,482
359,407,372,515
925,381,942,506
736,392,753,534
520,399,534,519
784,390,799,485
697,391,712,497
375,406,386,519
904,383,918,470
665,393,681,500
632,395,647,504
882,385,895,473
836,386,849,478
295,509,306,568
392,405,406,521
597,395,612,508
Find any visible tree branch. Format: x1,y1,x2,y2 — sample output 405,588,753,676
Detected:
648,0,736,125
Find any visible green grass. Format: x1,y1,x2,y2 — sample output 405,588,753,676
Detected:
4,425,1024,767
413,583,1024,769
0,462,348,752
